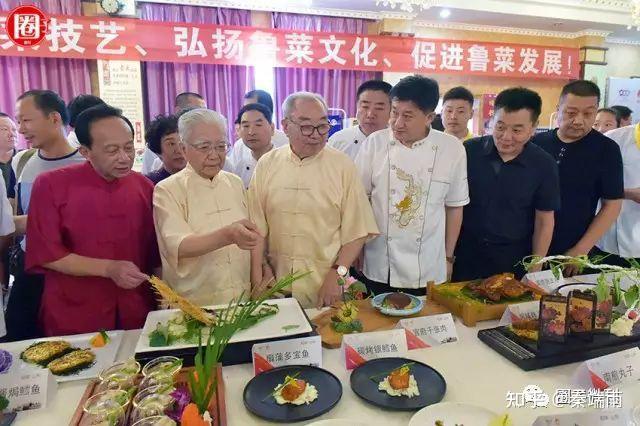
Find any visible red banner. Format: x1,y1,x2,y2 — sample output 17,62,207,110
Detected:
0,12,580,79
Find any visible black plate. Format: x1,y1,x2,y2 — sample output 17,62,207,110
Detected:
350,357,446,411
243,365,342,423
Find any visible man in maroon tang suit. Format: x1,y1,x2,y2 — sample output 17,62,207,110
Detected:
26,104,159,336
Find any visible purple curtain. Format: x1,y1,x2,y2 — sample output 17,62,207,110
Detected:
0,0,91,149
139,3,254,141
271,12,381,122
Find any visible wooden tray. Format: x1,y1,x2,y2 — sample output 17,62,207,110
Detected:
427,281,538,327
69,366,227,426
311,298,450,348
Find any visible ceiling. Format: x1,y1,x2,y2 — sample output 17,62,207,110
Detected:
165,0,640,42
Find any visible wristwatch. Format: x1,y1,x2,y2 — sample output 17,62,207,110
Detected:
331,264,349,278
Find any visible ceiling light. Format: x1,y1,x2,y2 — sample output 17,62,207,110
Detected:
439,9,451,18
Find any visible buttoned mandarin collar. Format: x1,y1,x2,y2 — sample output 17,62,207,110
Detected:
286,144,325,165
184,162,222,187
389,131,430,150
480,136,531,167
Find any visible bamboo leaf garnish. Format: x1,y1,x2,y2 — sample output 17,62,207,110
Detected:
261,371,302,402
368,362,415,382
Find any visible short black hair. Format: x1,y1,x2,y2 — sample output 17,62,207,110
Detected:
244,90,274,115
431,114,444,131
356,80,392,100
17,90,69,125
443,86,474,108
597,108,621,127
560,80,600,103
494,87,542,123
175,92,204,108
67,95,105,128
610,105,632,121
0,112,10,119
236,103,273,126
145,114,178,155
75,104,134,148
389,75,439,113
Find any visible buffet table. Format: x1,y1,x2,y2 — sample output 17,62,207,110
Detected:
13,304,640,426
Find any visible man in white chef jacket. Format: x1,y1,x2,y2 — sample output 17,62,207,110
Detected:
354,75,469,295
595,123,640,264
0,172,16,339
328,80,392,161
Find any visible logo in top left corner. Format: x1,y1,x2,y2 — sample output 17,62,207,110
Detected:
5,5,49,47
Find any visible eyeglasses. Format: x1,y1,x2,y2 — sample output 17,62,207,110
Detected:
188,141,230,154
287,118,331,137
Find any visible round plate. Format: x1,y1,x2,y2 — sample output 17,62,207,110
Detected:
408,402,498,426
371,293,424,316
350,357,446,411
243,365,342,423
306,420,367,426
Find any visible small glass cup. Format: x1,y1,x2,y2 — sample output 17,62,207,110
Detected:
97,359,141,393
81,389,130,426
131,415,177,426
142,356,182,378
130,392,176,424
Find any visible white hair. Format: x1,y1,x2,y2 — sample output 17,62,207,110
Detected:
178,108,227,144
281,92,328,118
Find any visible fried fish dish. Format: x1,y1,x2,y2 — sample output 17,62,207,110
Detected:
47,349,96,375
468,273,534,302
20,341,72,365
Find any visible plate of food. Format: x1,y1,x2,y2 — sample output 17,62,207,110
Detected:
371,292,424,316
350,357,446,411
0,330,123,382
243,365,342,423
408,402,507,426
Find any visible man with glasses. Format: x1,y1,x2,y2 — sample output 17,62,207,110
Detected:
154,108,261,306
248,92,378,309
24,104,159,336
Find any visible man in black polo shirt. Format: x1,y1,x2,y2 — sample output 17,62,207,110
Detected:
453,87,559,280
532,80,623,276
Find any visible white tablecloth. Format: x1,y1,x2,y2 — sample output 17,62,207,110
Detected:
14,310,640,425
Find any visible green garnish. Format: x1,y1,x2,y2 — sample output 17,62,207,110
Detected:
0,395,8,411
262,371,301,402
368,362,415,382
282,325,300,332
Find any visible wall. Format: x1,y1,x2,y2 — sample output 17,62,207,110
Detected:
604,43,640,78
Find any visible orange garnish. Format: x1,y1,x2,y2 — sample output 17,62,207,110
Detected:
181,403,209,426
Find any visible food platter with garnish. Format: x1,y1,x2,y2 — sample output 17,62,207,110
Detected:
0,330,123,382
408,402,511,426
371,292,424,316
349,357,446,411
242,365,342,422
478,255,640,370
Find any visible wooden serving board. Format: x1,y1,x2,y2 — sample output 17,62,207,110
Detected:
70,366,227,426
311,298,450,348
427,281,540,327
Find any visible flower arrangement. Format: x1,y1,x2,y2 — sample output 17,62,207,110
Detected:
330,275,369,334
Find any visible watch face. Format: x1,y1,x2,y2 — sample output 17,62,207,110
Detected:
337,265,348,277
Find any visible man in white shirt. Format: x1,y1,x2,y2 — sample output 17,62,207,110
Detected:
442,86,475,142
328,80,392,161
229,104,278,188
0,172,15,339
595,123,640,264
355,75,469,295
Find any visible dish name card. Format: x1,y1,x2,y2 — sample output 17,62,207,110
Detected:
533,408,633,425
524,269,564,294
573,347,640,390
252,336,322,375
498,300,540,326
341,329,408,370
396,313,458,349
0,367,56,413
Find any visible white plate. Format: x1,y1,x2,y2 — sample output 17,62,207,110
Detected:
135,298,312,354
306,420,367,426
409,402,498,426
0,330,123,383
